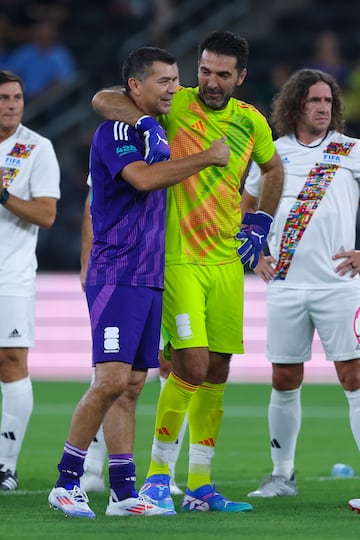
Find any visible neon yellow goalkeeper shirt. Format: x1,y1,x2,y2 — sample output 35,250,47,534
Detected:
160,86,275,266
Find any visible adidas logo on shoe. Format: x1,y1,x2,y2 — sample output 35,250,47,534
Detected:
0,468,18,491
8,328,21,338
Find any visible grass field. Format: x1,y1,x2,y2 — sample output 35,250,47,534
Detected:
1,380,360,539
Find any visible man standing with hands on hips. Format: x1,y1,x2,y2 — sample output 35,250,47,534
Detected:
242,69,360,513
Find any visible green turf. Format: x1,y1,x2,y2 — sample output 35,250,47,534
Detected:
1,381,360,539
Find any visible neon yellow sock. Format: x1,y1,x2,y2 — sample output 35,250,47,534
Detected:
147,372,198,478
187,381,225,490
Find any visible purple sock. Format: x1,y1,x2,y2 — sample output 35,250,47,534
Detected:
56,441,87,489
108,454,137,501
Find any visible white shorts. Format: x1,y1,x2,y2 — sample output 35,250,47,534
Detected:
266,282,360,363
0,295,35,347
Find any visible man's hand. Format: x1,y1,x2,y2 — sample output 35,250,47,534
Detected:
135,115,170,164
207,137,230,167
236,211,273,269
333,248,360,277
254,254,277,282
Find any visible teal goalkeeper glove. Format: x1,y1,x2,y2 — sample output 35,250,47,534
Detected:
236,211,273,269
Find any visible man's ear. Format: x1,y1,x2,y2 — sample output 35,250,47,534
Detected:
128,77,141,96
237,67,247,87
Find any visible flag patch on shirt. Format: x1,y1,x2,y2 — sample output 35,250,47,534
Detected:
8,143,36,158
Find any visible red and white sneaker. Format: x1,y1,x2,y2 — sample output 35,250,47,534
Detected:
105,491,176,516
48,485,96,518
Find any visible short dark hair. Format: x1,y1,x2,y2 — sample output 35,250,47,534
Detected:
122,47,176,92
198,30,249,73
271,68,345,136
0,70,24,93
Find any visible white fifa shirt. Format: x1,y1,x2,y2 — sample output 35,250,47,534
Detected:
245,131,360,288
0,124,60,296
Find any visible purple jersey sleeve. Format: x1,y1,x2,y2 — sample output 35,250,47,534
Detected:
86,120,166,289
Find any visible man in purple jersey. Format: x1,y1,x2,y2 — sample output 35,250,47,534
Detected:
48,46,229,519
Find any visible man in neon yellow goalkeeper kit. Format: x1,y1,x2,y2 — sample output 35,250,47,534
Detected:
92,31,284,512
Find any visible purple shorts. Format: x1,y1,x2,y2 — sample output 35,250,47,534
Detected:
85,284,162,369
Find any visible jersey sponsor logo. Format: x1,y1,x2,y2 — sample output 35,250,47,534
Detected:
282,156,290,164
8,328,21,338
4,156,21,167
175,313,192,340
191,120,206,132
322,153,341,164
103,326,120,353
116,144,137,156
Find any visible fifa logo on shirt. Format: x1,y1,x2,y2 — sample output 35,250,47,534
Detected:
175,313,192,340
103,326,120,353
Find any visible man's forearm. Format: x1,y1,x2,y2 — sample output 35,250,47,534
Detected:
92,88,142,124
258,152,284,216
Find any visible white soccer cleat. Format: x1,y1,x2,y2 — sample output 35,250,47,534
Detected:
48,485,96,518
169,477,183,495
349,498,360,513
247,474,297,497
105,493,176,516
80,471,106,493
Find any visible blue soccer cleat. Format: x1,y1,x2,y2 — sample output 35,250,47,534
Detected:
181,484,253,513
138,474,175,512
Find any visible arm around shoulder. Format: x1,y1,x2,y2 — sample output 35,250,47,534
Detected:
92,87,142,124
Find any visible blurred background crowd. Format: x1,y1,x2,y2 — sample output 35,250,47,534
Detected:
1,0,359,271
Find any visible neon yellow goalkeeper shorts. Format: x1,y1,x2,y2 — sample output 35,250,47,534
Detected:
161,260,245,355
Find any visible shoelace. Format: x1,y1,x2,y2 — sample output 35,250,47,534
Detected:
70,485,90,506
138,494,158,514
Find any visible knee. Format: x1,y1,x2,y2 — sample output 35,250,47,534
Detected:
124,380,143,403
336,359,360,391
174,363,206,386
272,364,303,391
91,378,125,403
0,349,28,382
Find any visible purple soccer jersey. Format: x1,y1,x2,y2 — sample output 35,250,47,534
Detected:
86,120,167,289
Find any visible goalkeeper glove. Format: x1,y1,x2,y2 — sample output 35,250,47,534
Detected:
135,115,170,164
236,211,273,269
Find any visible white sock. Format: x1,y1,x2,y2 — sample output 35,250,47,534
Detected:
168,412,187,482
269,387,301,479
345,388,360,450
0,377,33,473
84,424,107,477
159,375,187,483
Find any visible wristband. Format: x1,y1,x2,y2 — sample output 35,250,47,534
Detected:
0,188,9,205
